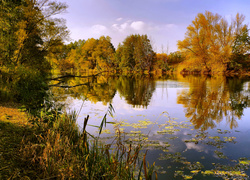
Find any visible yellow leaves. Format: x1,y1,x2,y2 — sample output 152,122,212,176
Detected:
13,20,28,63
178,11,247,73
239,160,250,165
0,103,29,125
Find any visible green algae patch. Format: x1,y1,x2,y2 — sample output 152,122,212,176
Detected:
239,160,250,165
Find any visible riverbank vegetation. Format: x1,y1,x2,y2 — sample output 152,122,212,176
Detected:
0,102,155,179
48,11,250,76
1,0,250,179
177,11,250,74
0,0,68,106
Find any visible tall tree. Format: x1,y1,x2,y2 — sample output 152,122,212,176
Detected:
80,38,99,70
93,36,115,70
116,34,155,72
0,0,68,73
0,0,69,106
231,26,250,70
177,11,247,73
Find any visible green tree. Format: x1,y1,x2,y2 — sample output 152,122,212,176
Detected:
231,26,250,70
167,51,184,66
116,34,155,72
117,75,156,108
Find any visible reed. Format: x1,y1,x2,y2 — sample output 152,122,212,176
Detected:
18,104,153,179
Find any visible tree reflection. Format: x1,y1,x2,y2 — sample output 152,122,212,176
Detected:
49,75,117,105
177,76,250,130
49,75,156,108
117,75,156,108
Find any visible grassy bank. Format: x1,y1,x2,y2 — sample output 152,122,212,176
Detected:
0,102,33,179
0,103,153,179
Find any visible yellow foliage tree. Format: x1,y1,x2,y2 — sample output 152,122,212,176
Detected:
93,36,115,71
80,38,98,70
177,11,247,73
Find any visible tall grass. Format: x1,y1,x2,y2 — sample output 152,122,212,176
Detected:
19,104,153,179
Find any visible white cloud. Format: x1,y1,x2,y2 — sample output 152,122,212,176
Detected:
111,24,119,30
131,21,146,31
184,142,209,154
91,24,108,35
116,17,123,21
68,18,183,53
112,22,129,32
120,22,130,31
111,20,148,33
110,20,182,52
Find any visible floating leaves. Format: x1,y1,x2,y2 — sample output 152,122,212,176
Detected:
98,111,249,180
157,128,180,135
239,158,250,165
217,129,231,134
202,170,248,179
223,136,236,143
214,150,228,159
119,119,154,129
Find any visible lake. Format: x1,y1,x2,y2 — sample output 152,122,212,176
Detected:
49,74,250,179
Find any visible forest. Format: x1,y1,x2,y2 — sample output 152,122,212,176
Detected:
1,0,250,179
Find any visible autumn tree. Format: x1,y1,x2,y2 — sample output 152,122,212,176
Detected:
116,34,155,72
177,76,250,130
93,36,115,71
177,11,247,73
0,0,69,107
0,0,68,73
54,39,86,72
80,38,99,70
153,53,168,71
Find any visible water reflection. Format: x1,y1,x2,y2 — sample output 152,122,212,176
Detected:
177,76,250,130
49,74,250,178
50,75,117,105
50,74,156,108
117,75,156,108
49,75,249,130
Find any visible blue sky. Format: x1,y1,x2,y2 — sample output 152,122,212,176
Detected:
59,0,250,52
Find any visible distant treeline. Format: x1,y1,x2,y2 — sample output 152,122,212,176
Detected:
48,12,250,75
49,34,184,74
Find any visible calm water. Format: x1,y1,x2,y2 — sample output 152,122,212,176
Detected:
50,74,250,179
